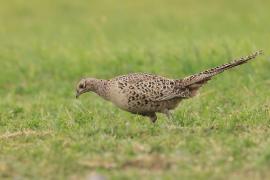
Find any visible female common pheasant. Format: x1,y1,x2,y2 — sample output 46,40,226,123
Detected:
76,50,262,123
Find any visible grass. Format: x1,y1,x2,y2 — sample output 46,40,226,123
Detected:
0,0,270,179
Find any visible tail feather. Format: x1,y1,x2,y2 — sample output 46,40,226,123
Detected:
179,50,263,87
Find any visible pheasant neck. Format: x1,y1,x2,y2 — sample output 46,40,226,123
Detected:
93,79,109,100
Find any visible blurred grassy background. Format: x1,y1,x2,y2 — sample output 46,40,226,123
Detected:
0,0,270,179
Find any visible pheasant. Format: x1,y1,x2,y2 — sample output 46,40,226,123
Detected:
76,50,262,123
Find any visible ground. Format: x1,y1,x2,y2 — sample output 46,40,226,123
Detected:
0,0,270,179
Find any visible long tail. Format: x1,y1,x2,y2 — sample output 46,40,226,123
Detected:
180,50,263,87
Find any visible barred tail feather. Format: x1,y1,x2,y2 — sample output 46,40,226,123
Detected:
180,50,263,87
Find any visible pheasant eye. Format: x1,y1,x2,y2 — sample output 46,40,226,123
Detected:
79,83,84,89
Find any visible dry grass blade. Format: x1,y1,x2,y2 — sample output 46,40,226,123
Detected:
0,130,52,140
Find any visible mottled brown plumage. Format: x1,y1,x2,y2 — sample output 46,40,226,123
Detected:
76,50,262,123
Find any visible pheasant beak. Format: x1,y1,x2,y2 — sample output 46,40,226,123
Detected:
76,90,83,99
76,92,80,99
76,89,87,98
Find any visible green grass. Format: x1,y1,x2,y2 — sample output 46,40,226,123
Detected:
0,0,270,179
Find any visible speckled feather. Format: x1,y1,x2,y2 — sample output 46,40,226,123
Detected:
76,50,262,122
